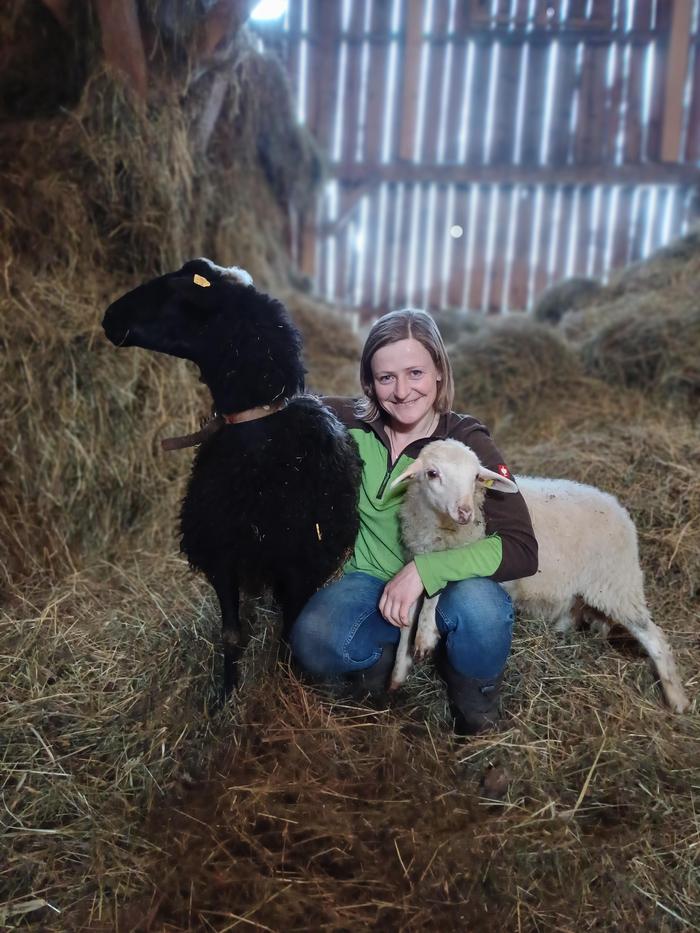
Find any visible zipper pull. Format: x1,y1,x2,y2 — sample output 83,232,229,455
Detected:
376,469,392,499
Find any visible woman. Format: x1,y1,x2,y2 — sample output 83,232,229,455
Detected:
290,309,538,734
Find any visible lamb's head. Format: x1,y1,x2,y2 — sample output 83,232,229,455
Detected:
102,258,305,411
392,439,518,525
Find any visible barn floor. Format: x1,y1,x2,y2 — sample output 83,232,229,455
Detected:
3,360,698,931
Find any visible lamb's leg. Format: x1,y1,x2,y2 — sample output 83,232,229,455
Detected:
207,562,240,700
581,604,611,638
389,600,419,691
552,596,586,634
414,595,441,660
620,614,690,713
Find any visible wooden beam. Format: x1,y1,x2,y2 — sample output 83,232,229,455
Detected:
195,71,229,152
312,2,340,146
95,0,147,100
298,212,316,280
330,161,700,188
661,0,693,162
278,26,663,46
398,0,422,161
319,161,700,237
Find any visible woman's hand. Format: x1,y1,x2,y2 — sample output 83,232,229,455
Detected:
379,560,425,627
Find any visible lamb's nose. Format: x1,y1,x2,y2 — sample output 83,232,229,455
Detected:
457,506,472,524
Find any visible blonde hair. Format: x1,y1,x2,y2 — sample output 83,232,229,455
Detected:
355,309,455,421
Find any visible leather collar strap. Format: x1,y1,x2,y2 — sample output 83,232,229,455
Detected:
161,400,286,451
223,399,287,424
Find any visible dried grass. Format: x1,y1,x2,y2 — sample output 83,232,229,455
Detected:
1,10,698,930
532,276,603,325
2,551,697,931
0,55,357,590
576,298,700,409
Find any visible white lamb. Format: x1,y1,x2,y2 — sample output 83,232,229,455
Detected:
389,439,689,713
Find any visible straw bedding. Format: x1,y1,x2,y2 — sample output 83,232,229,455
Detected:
1,8,698,931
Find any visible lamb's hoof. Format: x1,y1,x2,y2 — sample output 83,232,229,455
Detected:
665,684,690,714
389,659,412,691
590,618,611,638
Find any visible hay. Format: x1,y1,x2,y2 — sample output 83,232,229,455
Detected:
579,301,700,406
1,6,698,931
430,308,484,345
532,276,603,325
0,270,208,592
280,290,361,396
607,228,700,296
3,551,697,930
448,315,615,442
0,36,357,589
451,316,583,410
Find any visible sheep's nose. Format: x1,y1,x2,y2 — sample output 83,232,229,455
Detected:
456,506,472,525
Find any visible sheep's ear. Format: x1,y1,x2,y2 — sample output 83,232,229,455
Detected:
390,463,421,488
477,468,518,494
166,273,220,308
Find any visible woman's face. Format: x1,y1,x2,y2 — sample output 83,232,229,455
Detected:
370,337,441,430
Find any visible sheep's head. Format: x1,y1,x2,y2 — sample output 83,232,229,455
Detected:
102,258,306,411
391,439,518,524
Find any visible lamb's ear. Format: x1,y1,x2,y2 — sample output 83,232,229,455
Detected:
477,468,519,494
390,463,421,489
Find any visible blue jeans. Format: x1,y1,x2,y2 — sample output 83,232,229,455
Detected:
290,572,514,681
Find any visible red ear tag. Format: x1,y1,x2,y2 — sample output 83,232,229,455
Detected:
497,464,512,479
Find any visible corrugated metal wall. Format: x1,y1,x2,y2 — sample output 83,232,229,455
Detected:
254,0,700,315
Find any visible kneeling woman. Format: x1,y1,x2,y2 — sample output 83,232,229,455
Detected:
290,309,538,734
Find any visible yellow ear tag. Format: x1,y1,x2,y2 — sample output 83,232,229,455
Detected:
483,479,495,488
193,273,211,287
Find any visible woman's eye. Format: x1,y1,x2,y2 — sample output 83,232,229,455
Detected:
410,370,424,378
377,375,393,384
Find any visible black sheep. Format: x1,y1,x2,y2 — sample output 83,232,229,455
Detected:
102,258,361,697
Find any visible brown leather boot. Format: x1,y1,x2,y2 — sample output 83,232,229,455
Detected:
440,657,504,735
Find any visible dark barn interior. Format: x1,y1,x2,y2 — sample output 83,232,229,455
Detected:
1,1,699,930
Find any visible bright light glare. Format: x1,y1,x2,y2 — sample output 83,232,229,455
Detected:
450,225,463,238
250,0,288,22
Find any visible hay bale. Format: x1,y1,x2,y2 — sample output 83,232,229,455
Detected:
449,315,606,440
279,290,361,396
607,227,700,296
452,316,581,407
0,274,207,593
430,308,484,345
532,276,602,325
575,298,700,407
